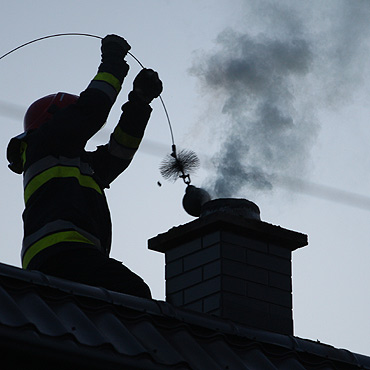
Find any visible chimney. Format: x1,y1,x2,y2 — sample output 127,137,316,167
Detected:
148,198,308,335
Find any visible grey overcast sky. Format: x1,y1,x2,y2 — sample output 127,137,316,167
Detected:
1,0,370,356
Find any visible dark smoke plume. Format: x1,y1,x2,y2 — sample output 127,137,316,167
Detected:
190,1,370,199
191,28,315,198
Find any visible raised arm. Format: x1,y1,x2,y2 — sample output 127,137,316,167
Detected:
88,68,163,188
37,35,132,151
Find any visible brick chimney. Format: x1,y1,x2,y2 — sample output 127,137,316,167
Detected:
148,198,308,335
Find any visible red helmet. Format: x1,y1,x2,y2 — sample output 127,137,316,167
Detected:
23,92,79,131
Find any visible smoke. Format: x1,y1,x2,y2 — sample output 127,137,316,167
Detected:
190,1,370,199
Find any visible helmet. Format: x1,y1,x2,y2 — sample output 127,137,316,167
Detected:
23,92,79,131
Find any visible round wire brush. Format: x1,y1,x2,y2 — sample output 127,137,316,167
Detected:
159,145,200,184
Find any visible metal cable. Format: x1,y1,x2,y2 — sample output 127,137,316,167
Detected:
0,32,175,147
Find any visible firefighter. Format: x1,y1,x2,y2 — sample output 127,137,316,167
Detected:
6,34,163,299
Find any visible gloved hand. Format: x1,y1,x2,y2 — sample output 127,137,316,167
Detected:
101,34,131,61
99,35,131,83
129,68,163,104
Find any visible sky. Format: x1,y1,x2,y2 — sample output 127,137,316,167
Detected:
1,0,370,356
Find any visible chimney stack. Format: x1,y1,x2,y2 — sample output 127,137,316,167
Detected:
148,198,308,335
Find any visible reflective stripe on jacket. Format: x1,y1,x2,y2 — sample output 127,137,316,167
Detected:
20,153,106,269
23,155,102,205
22,219,102,269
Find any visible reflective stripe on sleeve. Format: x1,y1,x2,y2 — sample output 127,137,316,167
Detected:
92,72,121,93
112,126,142,149
108,126,143,159
109,126,143,160
108,137,136,160
87,80,118,102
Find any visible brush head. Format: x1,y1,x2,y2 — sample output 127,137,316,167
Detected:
159,148,200,182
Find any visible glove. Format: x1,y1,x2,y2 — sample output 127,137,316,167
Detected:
101,34,131,61
99,35,131,83
129,68,163,104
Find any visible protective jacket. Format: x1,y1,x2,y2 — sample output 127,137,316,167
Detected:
7,68,152,270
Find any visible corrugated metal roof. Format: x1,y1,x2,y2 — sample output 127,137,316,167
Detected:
0,262,369,369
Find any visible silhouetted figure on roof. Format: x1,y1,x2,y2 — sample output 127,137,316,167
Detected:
6,34,163,299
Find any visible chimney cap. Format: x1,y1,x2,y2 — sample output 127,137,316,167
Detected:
149,198,308,253
201,198,261,220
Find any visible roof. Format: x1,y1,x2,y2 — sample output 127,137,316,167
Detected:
0,262,369,370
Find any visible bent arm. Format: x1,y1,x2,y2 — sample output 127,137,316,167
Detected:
87,99,152,187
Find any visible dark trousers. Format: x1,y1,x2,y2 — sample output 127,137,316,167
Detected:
35,248,152,299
